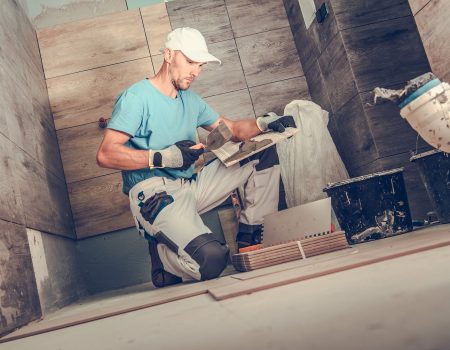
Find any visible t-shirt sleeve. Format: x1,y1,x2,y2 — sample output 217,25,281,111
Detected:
107,90,143,136
196,96,219,127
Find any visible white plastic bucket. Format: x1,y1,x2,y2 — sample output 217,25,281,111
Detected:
400,82,450,153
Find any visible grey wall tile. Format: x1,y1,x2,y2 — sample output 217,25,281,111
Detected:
304,60,332,113
332,0,411,30
250,76,310,116
284,0,318,73
414,0,450,81
0,220,41,335
361,88,431,158
226,0,290,38
191,39,247,97
236,27,303,87
334,94,378,175
167,0,233,44
308,0,339,54
341,16,430,93
318,32,358,113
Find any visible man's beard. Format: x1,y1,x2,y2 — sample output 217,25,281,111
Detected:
172,79,191,91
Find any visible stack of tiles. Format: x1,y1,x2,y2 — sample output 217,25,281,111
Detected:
232,231,349,272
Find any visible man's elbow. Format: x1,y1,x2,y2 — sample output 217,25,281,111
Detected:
96,149,109,168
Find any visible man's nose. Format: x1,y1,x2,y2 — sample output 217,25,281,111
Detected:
191,65,202,77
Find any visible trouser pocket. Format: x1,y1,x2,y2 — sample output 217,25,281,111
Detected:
140,191,174,225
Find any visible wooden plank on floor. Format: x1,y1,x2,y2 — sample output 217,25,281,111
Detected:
0,275,240,343
37,10,149,79
48,58,154,130
208,225,450,300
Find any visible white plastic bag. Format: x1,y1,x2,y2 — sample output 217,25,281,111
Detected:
277,100,349,208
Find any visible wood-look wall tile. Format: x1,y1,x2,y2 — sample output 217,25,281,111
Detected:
68,173,134,238
141,3,172,56
191,40,247,97
151,54,164,73
409,0,431,15
47,58,153,130
198,89,255,143
380,151,433,219
304,60,332,113
0,135,24,225
332,0,411,30
341,16,430,93
204,89,255,120
167,0,233,44
414,0,450,81
14,146,75,237
0,219,41,335
334,94,378,175
57,122,118,184
37,10,149,79
361,89,431,158
318,32,358,113
236,27,303,88
283,0,318,73
249,76,310,116
226,0,290,38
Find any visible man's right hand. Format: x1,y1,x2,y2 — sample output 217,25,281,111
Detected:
151,140,204,170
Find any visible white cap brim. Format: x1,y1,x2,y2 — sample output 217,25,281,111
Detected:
183,49,222,65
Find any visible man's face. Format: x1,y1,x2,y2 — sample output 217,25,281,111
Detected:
169,50,206,90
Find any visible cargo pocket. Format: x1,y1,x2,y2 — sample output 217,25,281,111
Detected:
140,191,174,225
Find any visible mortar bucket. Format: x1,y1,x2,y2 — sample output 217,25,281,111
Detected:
323,168,413,244
410,149,450,223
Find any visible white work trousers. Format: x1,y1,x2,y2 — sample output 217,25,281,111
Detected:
129,151,280,281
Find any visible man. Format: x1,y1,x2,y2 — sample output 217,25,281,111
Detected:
97,27,295,288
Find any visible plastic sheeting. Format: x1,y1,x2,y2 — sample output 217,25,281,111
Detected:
276,100,349,208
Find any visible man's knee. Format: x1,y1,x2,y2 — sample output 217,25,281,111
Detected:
184,234,229,281
239,145,279,171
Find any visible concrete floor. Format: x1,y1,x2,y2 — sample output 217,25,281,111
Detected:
2,226,450,350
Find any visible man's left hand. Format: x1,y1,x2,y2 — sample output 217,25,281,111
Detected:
256,112,296,133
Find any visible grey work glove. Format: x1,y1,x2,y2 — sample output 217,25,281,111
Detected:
150,140,204,171
256,112,296,133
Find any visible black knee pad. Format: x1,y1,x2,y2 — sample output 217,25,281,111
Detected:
184,234,229,281
239,144,279,171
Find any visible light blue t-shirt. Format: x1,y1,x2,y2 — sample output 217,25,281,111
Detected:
107,78,219,194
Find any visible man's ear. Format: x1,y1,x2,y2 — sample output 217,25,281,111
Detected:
164,48,174,63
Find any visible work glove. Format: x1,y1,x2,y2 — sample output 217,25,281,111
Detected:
256,112,296,133
150,140,204,170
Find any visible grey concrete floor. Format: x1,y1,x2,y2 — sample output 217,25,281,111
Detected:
2,231,450,350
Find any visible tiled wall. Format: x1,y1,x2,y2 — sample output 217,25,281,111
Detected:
411,0,450,82
0,0,76,335
284,0,433,219
39,0,309,238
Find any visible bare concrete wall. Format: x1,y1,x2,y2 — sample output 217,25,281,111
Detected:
26,230,87,315
0,0,75,335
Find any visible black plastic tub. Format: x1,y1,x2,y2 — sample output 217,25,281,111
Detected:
410,150,450,224
323,168,413,244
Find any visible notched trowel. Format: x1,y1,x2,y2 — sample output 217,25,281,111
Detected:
205,121,233,151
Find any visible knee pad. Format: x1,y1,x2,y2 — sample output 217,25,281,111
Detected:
184,234,229,281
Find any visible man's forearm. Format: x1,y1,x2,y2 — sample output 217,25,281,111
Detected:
225,118,261,141
97,143,149,170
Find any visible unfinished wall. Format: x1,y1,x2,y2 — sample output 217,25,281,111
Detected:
0,0,78,335
411,0,450,83
284,0,434,219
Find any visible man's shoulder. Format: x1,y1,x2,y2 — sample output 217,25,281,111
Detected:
125,79,149,97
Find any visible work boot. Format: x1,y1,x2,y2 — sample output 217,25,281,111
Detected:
147,236,182,288
236,228,262,249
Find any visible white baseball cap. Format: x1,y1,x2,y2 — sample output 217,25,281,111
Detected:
162,27,221,64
